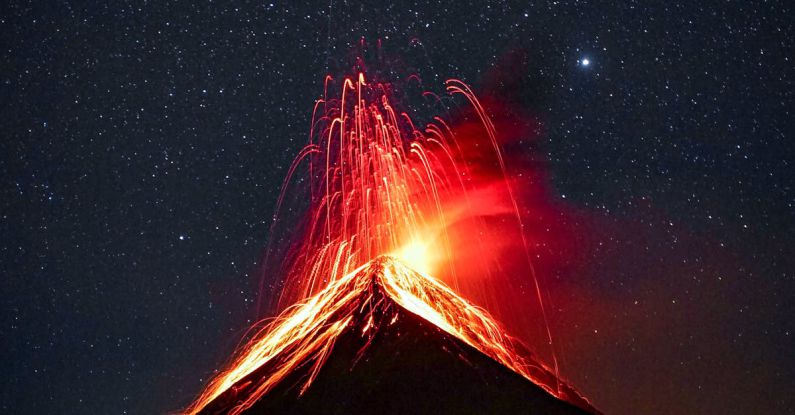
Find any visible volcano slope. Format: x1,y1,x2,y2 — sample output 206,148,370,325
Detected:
190,256,598,415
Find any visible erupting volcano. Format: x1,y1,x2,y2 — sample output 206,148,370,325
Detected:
183,69,598,414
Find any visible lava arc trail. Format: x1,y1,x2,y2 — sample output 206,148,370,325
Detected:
183,72,596,414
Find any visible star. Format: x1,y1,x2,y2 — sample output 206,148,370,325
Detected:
580,57,590,66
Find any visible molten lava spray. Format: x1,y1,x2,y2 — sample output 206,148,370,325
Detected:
183,71,593,414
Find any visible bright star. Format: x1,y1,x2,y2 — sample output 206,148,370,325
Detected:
581,58,590,66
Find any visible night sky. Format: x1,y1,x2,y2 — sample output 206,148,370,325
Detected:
2,1,793,414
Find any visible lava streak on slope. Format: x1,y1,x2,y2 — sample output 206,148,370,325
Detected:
186,256,596,414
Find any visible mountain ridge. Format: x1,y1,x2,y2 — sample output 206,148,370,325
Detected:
190,256,598,414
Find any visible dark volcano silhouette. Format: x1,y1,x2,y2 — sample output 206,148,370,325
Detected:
194,257,598,415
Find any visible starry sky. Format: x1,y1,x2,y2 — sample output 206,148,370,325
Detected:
2,1,793,414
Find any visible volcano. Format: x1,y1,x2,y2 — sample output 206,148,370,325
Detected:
189,257,598,415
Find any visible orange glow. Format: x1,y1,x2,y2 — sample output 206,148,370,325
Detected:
393,238,437,276
183,72,592,413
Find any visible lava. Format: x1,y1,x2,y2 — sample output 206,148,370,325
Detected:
185,256,594,414
184,71,593,413
262,74,545,307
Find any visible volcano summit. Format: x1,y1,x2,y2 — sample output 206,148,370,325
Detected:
186,256,597,415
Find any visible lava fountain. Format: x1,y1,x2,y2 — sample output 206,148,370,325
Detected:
182,71,596,414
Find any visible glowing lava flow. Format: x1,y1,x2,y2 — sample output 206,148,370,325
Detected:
183,72,590,413
185,256,594,415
